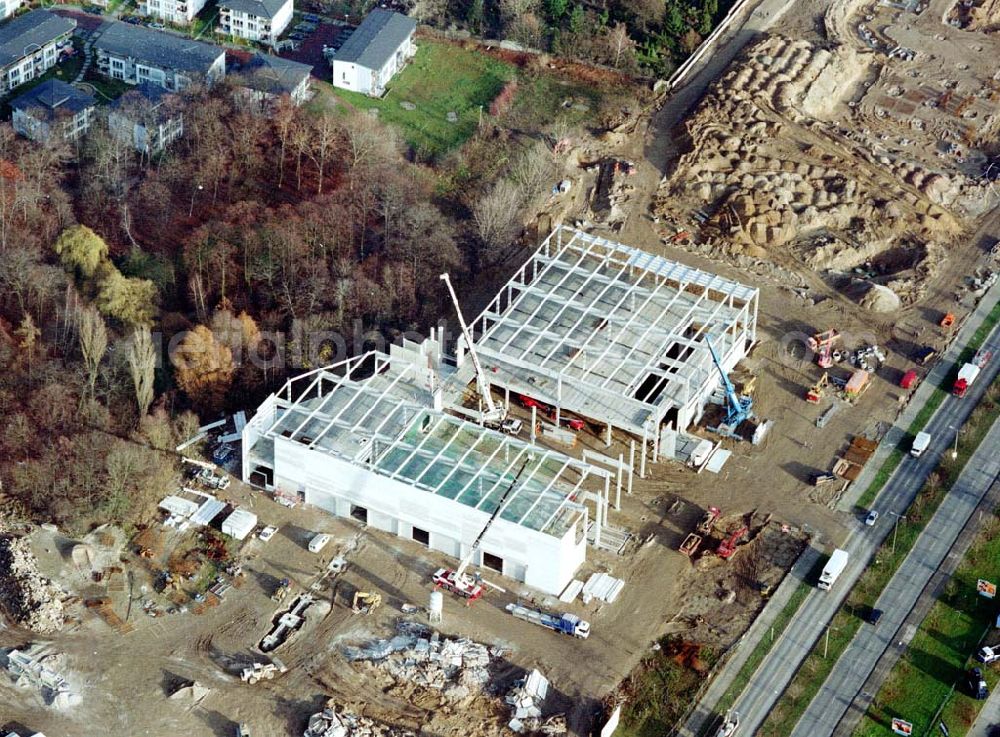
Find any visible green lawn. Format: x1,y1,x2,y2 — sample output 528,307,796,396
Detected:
330,41,516,160
83,69,131,101
855,513,1000,736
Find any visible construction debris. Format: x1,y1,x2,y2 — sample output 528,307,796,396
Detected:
304,702,417,737
168,681,211,703
505,669,550,730
3,644,80,708
261,593,316,651
344,623,497,702
0,533,64,634
582,573,625,604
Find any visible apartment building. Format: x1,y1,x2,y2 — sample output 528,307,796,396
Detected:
94,22,226,91
0,10,76,95
218,0,292,46
11,79,96,142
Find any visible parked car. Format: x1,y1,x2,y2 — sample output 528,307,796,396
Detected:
864,510,880,526
124,15,142,23
866,607,883,625
148,21,165,29
258,525,278,543
977,645,999,664
967,667,989,699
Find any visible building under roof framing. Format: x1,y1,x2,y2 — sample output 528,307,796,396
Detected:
242,344,610,595
462,226,759,460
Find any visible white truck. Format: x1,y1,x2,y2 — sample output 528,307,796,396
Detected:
505,603,590,638
818,549,849,590
953,349,992,397
911,431,931,458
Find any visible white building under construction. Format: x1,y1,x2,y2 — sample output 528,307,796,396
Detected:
241,227,756,594
458,226,759,464
242,341,611,595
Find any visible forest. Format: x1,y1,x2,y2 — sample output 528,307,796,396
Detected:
408,0,725,76
0,66,585,532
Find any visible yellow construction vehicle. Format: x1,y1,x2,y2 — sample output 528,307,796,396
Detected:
805,373,828,404
271,578,291,603
351,591,382,615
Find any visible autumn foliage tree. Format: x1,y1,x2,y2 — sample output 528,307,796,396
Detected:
173,324,235,412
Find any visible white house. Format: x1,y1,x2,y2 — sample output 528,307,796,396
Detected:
241,345,610,596
218,0,292,46
142,0,208,26
330,9,415,97
235,52,311,107
94,22,226,92
107,82,184,155
0,10,76,95
11,79,96,143
0,0,21,21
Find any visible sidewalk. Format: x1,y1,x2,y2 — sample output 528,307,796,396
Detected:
678,544,821,737
839,277,1000,511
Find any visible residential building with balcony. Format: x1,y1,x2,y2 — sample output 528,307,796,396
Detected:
141,0,207,26
93,22,226,92
107,81,184,155
11,79,95,142
0,10,76,95
234,52,310,107
218,0,292,46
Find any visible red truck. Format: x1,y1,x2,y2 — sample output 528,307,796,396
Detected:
953,349,992,397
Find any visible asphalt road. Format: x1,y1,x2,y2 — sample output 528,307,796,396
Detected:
792,421,1000,736
733,320,1000,735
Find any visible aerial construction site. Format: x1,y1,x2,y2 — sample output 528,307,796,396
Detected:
0,0,998,732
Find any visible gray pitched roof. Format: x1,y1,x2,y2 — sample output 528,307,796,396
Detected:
332,9,415,71
11,79,95,122
94,22,225,75
0,10,76,68
109,81,180,123
240,52,310,96
219,0,287,20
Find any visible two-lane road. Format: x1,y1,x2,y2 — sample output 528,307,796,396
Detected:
732,315,1000,735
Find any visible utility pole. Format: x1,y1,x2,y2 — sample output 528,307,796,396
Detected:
888,511,907,553
948,424,961,460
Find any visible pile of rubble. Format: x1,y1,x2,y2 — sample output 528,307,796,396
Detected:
655,34,973,268
304,702,416,737
505,669,566,735
344,623,498,703
3,643,80,709
0,533,64,634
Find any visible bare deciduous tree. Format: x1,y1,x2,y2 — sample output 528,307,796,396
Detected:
127,325,156,417
79,305,108,400
473,179,524,258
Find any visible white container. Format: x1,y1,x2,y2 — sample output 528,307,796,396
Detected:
428,590,443,621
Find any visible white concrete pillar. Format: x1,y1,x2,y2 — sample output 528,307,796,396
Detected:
616,454,623,510
531,406,537,445
605,422,612,447
628,440,635,495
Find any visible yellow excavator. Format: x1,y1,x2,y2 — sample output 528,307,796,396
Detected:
352,591,382,615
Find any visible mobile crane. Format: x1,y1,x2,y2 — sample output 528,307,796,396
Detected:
432,458,530,603
440,273,509,426
705,335,753,439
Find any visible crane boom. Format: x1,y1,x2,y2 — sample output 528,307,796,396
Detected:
705,335,752,429
454,458,530,581
440,273,503,422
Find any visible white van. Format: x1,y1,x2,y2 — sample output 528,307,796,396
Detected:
911,431,931,458
308,533,331,553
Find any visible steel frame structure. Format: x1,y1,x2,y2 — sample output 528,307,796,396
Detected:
467,227,759,438
256,352,603,536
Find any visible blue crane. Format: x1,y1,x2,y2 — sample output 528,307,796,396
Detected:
705,335,753,436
